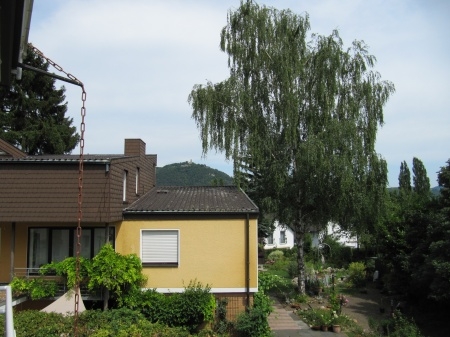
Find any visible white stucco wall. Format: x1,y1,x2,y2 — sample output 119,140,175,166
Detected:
311,223,358,248
263,221,295,250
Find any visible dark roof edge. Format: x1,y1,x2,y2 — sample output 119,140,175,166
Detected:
238,187,260,212
0,158,111,164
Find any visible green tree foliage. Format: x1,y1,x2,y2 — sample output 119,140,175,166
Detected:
10,244,146,310
376,158,450,303
424,159,450,302
412,157,431,199
87,243,146,308
188,0,394,293
398,161,412,192
0,44,79,154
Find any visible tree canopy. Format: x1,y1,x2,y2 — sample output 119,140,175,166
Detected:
188,0,394,293
0,45,79,154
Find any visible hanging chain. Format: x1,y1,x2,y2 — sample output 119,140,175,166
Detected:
29,44,86,337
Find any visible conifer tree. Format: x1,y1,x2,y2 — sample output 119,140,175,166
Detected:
412,157,430,198
0,45,79,154
399,161,412,192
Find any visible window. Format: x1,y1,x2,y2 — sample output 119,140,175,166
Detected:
123,170,128,202
267,233,274,245
51,229,70,262
141,230,178,266
280,230,287,244
28,227,115,270
135,167,140,195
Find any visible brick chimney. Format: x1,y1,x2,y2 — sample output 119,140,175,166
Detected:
124,139,146,157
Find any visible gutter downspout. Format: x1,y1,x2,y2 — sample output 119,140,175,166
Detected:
245,213,250,308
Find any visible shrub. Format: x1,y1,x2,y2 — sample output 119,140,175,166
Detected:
267,249,284,261
87,243,147,306
372,312,424,337
213,298,233,334
287,260,298,278
234,292,272,337
78,307,145,335
258,271,288,294
347,261,366,288
6,310,72,337
122,280,215,333
166,280,216,332
40,256,90,288
10,245,146,306
124,288,167,322
10,277,58,300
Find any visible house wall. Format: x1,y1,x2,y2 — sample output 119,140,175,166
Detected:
0,163,110,223
0,140,157,224
0,222,115,282
264,221,295,250
108,155,156,220
116,216,258,293
0,223,12,283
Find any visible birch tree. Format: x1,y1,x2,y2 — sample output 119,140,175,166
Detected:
188,0,394,293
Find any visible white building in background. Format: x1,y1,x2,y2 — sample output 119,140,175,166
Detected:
264,221,357,251
263,221,295,250
326,222,358,248
311,223,358,248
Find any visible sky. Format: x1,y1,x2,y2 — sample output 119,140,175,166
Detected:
28,0,450,187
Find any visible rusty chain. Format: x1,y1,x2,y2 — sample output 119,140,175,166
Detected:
29,44,86,337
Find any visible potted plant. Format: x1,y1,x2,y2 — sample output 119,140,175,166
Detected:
315,308,332,331
331,312,346,333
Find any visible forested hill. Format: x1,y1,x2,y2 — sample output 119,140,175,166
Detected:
156,161,234,186
388,186,442,196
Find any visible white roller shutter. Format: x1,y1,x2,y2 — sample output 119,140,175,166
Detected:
142,230,178,265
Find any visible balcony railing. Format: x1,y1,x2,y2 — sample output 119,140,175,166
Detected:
12,268,103,300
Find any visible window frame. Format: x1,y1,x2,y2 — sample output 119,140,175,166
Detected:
279,230,287,245
123,170,128,202
135,167,140,195
141,229,179,267
27,226,115,271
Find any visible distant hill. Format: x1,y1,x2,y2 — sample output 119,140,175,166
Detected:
156,161,234,186
388,186,442,196
431,186,442,196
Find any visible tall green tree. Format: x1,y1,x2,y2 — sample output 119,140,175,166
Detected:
425,159,450,301
0,45,79,154
399,161,412,192
412,157,430,198
189,1,394,293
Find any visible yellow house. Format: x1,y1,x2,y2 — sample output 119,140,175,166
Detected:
118,186,259,318
0,138,259,318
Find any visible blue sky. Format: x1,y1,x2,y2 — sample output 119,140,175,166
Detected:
29,0,450,187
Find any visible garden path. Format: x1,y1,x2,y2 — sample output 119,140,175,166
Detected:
269,296,344,337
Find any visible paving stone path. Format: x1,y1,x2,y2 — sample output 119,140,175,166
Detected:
269,297,344,337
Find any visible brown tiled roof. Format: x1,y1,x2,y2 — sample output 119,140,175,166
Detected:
124,186,259,214
0,138,27,158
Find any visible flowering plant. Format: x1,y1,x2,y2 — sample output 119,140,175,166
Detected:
339,294,349,306
315,308,332,326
